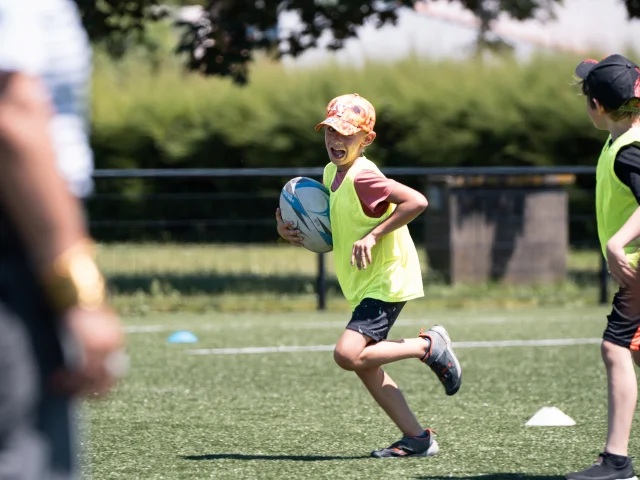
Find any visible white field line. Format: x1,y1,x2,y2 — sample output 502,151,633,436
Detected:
186,337,601,355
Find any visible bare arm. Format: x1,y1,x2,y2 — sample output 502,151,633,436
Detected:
368,183,428,241
351,183,428,269
608,207,640,252
0,71,125,396
0,72,87,265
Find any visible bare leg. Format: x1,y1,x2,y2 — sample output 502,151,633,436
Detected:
602,341,638,456
356,366,424,437
333,330,426,437
334,329,427,371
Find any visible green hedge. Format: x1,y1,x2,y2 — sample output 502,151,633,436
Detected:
92,51,609,170
88,46,614,244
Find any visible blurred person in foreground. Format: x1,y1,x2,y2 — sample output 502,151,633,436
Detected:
566,54,640,480
0,1,125,479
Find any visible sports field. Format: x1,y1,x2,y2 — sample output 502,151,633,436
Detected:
85,305,640,479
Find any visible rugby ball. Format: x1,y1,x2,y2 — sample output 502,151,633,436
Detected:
279,177,333,253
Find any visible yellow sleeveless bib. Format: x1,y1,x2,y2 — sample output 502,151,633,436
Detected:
323,157,424,309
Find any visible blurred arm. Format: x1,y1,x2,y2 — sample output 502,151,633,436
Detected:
0,72,88,266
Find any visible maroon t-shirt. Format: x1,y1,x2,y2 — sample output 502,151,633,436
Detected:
331,169,397,218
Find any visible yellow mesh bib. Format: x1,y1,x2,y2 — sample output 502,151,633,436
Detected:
323,157,424,309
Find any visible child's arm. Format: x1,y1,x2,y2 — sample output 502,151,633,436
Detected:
607,146,640,287
352,183,427,270
275,208,304,247
606,206,640,287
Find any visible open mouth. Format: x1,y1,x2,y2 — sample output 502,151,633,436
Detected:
330,148,346,160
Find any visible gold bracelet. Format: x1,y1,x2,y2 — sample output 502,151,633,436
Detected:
41,240,106,312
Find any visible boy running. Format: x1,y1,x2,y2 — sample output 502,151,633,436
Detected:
276,93,462,458
566,54,640,480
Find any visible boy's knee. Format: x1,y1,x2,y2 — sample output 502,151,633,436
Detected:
601,340,631,367
333,347,361,371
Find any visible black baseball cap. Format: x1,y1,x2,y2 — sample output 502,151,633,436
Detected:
575,54,640,111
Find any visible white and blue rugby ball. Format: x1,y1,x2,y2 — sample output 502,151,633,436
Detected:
279,177,333,253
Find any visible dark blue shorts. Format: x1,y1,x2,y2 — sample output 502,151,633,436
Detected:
346,298,406,343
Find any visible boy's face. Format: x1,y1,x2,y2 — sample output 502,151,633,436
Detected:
586,97,608,130
324,126,375,169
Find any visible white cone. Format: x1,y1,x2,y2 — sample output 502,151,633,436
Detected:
524,407,576,427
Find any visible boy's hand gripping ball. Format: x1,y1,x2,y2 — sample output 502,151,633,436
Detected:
279,177,333,253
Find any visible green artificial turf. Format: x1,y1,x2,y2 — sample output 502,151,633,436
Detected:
85,306,639,479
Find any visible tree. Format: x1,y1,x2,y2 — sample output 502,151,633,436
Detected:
624,0,640,18
77,0,640,84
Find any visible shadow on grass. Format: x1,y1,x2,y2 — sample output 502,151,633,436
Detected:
106,273,342,296
182,453,368,461
415,475,565,480
106,268,599,297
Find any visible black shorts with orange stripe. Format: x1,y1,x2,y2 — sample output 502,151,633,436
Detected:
605,286,640,351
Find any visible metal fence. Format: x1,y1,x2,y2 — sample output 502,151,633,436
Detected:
89,166,608,310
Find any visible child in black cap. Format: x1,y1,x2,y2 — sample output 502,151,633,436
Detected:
566,54,640,480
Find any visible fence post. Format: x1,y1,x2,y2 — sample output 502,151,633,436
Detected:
599,254,608,305
317,253,327,310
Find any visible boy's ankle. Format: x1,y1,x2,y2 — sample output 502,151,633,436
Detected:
414,331,431,361
417,336,431,361
603,451,630,468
